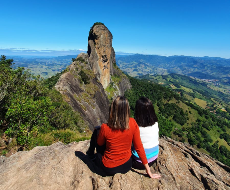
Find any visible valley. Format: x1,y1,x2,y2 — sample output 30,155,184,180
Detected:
9,55,76,78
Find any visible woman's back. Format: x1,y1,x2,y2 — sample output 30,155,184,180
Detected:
132,97,159,166
139,122,159,148
97,118,147,168
132,122,159,162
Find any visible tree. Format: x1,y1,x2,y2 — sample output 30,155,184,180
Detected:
1,55,84,148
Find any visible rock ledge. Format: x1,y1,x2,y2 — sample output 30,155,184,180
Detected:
1,137,230,190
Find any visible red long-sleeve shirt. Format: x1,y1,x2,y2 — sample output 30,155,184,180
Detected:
97,118,148,168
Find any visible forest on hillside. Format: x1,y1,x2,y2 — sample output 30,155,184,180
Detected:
0,56,90,155
137,73,230,121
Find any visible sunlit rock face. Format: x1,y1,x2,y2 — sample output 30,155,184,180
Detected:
88,24,115,89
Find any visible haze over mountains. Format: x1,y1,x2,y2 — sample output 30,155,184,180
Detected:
7,53,230,79
116,54,230,79
0,48,135,57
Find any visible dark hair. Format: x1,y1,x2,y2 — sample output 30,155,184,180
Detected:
134,97,158,127
108,96,130,130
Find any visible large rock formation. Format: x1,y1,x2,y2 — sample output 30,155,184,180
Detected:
55,53,110,131
88,23,114,89
1,137,229,190
87,23,131,95
55,23,131,130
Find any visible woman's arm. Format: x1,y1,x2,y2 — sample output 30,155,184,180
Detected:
97,124,106,146
144,163,161,179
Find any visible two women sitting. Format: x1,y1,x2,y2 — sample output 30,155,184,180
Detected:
86,96,160,179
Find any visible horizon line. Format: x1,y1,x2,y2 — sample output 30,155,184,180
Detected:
0,48,229,60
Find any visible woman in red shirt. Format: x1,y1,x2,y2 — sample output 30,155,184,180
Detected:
87,96,161,178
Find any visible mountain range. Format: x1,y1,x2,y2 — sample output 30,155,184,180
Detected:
116,54,230,80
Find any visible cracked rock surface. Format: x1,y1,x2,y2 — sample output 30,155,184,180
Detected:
1,137,230,190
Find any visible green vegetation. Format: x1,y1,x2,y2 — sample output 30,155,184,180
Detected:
138,73,230,121
194,98,207,109
105,82,117,102
0,55,90,151
43,69,66,89
30,129,90,147
111,75,122,84
90,22,104,30
105,66,125,102
69,56,99,111
125,76,230,166
79,70,90,84
2,54,230,167
72,57,87,64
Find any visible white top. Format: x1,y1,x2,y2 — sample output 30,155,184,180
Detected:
139,122,159,149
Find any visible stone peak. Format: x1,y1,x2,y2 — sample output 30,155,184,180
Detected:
87,23,114,89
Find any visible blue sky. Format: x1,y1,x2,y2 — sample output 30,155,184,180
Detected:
1,0,230,58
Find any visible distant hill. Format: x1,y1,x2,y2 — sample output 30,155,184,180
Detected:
11,56,75,78
116,54,230,80
137,73,230,119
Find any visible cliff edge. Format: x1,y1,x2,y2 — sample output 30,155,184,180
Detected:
1,137,229,190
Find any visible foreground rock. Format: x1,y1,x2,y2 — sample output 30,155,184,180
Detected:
1,137,229,190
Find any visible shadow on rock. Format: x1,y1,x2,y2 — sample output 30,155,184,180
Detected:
75,151,106,177
130,168,149,177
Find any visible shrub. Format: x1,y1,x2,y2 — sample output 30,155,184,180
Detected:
1,56,86,148
76,57,85,63
79,70,90,84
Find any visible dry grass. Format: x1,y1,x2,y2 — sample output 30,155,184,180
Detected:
194,98,207,109
181,86,193,93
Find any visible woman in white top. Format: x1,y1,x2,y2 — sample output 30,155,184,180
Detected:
132,97,159,170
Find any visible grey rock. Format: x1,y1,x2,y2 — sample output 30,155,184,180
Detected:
55,53,110,131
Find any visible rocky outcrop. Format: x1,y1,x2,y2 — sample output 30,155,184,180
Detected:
88,24,114,89
87,23,131,94
112,64,132,96
1,137,229,190
55,23,131,130
55,53,110,131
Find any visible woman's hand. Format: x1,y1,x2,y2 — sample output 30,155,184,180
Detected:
144,163,161,179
